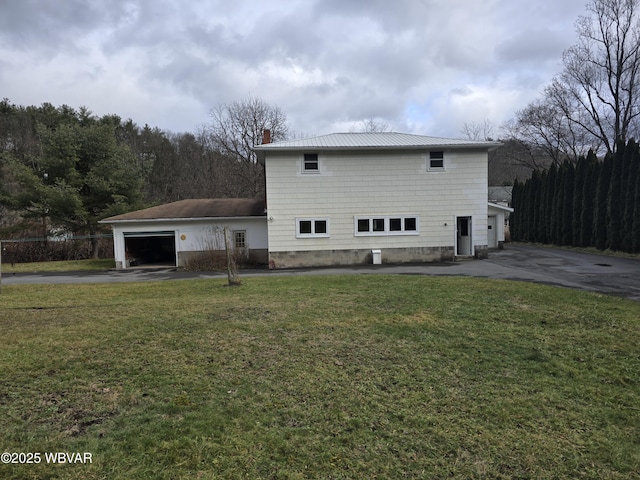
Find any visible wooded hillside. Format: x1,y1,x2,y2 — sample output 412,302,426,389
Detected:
0,98,285,260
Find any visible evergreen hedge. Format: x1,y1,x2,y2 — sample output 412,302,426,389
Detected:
512,140,640,253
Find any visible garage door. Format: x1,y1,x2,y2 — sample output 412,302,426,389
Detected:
123,231,176,266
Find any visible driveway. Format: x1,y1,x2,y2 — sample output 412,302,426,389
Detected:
418,244,640,300
3,244,640,300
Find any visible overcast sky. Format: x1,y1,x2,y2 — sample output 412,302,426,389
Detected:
0,0,589,139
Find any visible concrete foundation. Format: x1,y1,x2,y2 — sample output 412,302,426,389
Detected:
178,248,269,268
268,246,455,269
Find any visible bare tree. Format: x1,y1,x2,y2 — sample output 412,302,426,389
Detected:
351,117,391,133
503,100,591,167
509,0,640,160
461,119,495,141
207,97,288,198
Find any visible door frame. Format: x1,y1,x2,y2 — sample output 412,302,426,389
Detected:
455,216,473,256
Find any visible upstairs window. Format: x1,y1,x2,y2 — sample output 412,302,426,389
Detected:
429,151,445,170
303,153,319,172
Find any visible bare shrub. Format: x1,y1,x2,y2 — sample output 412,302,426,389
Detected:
2,232,114,264
183,250,228,271
181,227,246,279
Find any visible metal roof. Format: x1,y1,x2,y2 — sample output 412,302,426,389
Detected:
100,198,266,223
253,132,501,151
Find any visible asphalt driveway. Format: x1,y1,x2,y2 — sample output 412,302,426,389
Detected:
3,244,640,300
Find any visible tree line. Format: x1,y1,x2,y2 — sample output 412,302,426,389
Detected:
0,97,287,259
511,139,640,253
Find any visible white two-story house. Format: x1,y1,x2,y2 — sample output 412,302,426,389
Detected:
102,132,509,269
254,132,504,269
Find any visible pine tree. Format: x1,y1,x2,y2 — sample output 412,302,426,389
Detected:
632,160,640,252
573,156,587,246
553,164,567,245
580,151,599,247
595,153,612,250
523,179,534,241
607,141,625,250
546,165,559,244
529,171,542,242
537,170,550,244
511,180,522,240
561,161,575,246
621,140,639,252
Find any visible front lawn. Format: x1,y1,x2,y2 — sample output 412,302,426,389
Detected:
1,258,115,273
0,276,638,479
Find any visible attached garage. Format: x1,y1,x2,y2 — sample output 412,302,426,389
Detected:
100,198,268,269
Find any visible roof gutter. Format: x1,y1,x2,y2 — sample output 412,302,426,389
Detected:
99,215,267,225
252,142,503,152
488,202,514,212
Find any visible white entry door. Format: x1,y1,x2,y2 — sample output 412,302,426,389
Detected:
456,216,472,256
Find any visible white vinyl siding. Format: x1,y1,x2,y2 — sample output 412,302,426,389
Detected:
110,218,268,269
265,149,488,253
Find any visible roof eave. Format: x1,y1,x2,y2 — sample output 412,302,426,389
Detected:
253,142,503,152
99,215,267,224
488,202,514,213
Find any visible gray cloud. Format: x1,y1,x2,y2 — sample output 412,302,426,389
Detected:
0,0,128,52
0,0,589,137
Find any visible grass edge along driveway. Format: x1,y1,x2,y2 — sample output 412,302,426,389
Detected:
0,275,638,479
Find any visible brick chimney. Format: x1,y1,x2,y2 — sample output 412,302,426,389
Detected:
262,129,271,145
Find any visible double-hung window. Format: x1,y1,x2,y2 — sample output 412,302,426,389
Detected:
355,216,419,236
303,153,319,173
296,218,330,238
428,151,445,170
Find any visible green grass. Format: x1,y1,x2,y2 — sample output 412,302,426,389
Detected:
1,258,115,273
0,276,638,479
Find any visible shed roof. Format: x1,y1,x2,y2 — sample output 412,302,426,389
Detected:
253,132,501,151
488,202,514,213
100,198,266,223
